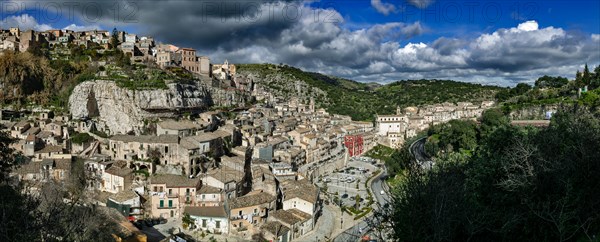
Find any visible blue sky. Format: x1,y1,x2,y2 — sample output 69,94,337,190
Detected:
1,0,599,86
332,0,600,45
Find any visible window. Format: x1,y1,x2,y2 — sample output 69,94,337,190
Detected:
202,194,206,199
253,208,257,214
202,219,207,228
168,189,172,195
168,200,173,208
216,221,221,228
159,200,164,208
238,211,242,216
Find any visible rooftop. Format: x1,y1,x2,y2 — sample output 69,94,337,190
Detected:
108,190,139,203
261,221,290,237
198,184,221,194
179,132,223,149
184,206,227,218
34,145,64,154
151,174,199,188
105,166,133,177
269,209,311,225
229,192,275,209
110,134,179,144
281,179,319,204
157,119,206,131
206,166,244,184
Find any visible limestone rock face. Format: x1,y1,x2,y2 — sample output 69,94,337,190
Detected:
69,80,247,134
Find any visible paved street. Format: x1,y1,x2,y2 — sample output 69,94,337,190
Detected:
293,204,336,242
410,137,434,168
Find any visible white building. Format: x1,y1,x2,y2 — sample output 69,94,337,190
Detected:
185,206,229,234
102,166,133,194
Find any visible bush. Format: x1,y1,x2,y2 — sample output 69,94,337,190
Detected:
71,133,93,144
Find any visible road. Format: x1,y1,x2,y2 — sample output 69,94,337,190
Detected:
293,204,336,242
410,137,434,169
331,139,437,241
332,168,389,242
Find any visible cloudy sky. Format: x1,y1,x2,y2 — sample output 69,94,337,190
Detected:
1,0,599,86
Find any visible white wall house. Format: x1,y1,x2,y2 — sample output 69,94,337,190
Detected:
185,206,229,234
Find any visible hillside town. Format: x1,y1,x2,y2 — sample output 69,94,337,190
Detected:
1,27,496,242
376,101,496,148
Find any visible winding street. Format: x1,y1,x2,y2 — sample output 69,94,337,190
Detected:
409,137,434,169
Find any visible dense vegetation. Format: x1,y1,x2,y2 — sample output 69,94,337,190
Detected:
0,51,95,108
365,144,412,177
377,108,600,241
238,64,503,121
496,65,600,114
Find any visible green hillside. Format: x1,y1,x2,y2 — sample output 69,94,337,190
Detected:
238,64,503,121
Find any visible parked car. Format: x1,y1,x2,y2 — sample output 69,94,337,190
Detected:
341,194,349,199
159,218,168,224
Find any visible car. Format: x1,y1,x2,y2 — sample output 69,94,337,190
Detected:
341,194,349,199
380,190,385,195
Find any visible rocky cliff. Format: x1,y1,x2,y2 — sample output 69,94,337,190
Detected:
69,80,248,134
509,104,560,120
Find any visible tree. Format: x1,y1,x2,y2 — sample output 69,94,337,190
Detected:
583,64,591,86
1,128,124,241
27,41,49,58
494,88,511,102
385,108,600,241
576,70,583,86
182,213,195,229
479,108,509,138
511,83,532,96
592,65,600,89
534,75,569,88
111,28,120,49
147,148,162,165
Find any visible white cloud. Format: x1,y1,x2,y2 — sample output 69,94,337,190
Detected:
516,20,539,31
371,0,398,15
0,3,597,87
406,0,435,9
0,14,52,31
63,24,102,32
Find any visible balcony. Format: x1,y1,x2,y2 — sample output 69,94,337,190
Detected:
157,205,177,209
166,192,178,198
